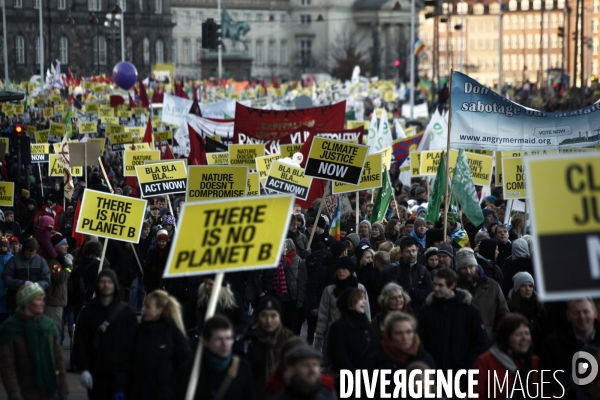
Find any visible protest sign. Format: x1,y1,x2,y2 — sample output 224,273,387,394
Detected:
123,150,161,177
410,152,422,177
79,122,97,134
102,116,119,125
265,160,312,200
346,121,368,131
35,130,49,144
75,189,148,243
87,138,106,151
163,194,293,277
280,144,303,159
247,172,260,196
107,125,125,135
207,152,229,165
123,143,151,151
502,157,527,199
187,166,248,201
378,146,392,170
229,144,265,168
109,132,133,151
136,160,187,197
333,153,382,194
70,142,102,167
0,182,14,206
450,71,600,151
85,103,99,114
463,152,494,186
99,107,114,117
420,150,458,176
31,144,50,163
526,153,600,300
305,137,369,184
256,153,281,185
49,154,83,177
49,122,64,142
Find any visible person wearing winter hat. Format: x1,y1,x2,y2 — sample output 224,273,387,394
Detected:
437,242,454,269
382,236,432,314
475,238,504,284
8,237,19,256
43,232,74,331
161,212,176,237
507,272,546,354
415,206,427,218
410,218,428,249
424,247,439,273
424,228,444,249
146,229,176,296
236,296,293,399
72,269,138,400
358,220,371,240
342,233,360,256
455,247,508,342
0,282,69,400
33,192,64,227
414,186,428,204
309,216,335,252
314,256,370,352
287,214,311,259
370,222,386,251
404,217,415,236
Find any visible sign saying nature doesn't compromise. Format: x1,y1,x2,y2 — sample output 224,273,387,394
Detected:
163,195,294,277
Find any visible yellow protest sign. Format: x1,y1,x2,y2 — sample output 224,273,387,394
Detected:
163,195,293,277
88,138,106,151
35,130,49,143
44,107,55,117
279,144,303,159
265,160,312,200
559,147,598,154
333,153,382,194
187,166,248,201
132,108,148,115
135,160,187,197
79,122,98,134
467,149,494,157
109,132,132,150
256,153,281,184
525,153,600,300
207,152,229,165
410,152,422,177
153,131,173,143
123,143,151,151
123,150,161,177
102,116,119,125
106,125,125,135
378,146,392,170
464,152,494,186
502,157,527,199
14,105,24,114
2,104,12,113
49,122,66,139
125,126,144,139
0,182,14,206
31,144,50,163
49,154,83,177
99,107,114,117
54,104,64,113
305,137,369,185
118,110,132,119
27,125,36,135
501,150,558,158
229,144,265,168
85,103,99,114
247,172,260,196
420,150,458,176
75,189,148,243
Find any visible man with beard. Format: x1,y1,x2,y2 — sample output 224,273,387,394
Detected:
455,248,508,343
381,236,432,314
437,243,454,269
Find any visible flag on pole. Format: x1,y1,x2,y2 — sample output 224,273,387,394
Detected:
451,149,484,226
143,117,154,150
329,196,341,241
414,38,425,56
368,109,393,154
367,109,379,146
425,151,447,224
65,107,73,139
394,119,407,139
56,132,74,201
370,167,393,224
392,132,424,167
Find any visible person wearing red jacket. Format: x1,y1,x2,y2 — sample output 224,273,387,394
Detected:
34,193,63,226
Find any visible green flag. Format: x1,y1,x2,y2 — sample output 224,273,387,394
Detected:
65,107,73,139
451,149,484,226
425,151,446,224
370,167,393,224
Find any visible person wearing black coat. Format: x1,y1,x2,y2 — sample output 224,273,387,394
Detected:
380,237,433,315
71,269,138,400
417,268,488,376
327,287,377,374
130,290,191,400
87,171,111,193
501,238,534,298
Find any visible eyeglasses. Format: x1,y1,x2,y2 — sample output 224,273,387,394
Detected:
388,296,403,301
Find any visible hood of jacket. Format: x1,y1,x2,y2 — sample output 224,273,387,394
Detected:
425,287,473,307
93,268,120,301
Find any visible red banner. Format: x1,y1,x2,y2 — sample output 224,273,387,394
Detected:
233,101,346,154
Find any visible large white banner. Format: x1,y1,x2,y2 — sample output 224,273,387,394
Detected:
161,93,193,126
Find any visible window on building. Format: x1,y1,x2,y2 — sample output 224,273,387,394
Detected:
232,12,238,20
508,0,517,10
519,34,525,48
154,0,161,14
594,18,599,33
300,14,311,24
503,36,510,49
143,37,150,64
300,0,310,5
594,59,599,74
440,57,446,71
535,15,541,27
33,0,39,9
442,2,452,13
257,13,263,22
182,39,190,64
520,16,525,28
474,3,484,14
504,17,511,30
126,36,132,60
526,54,533,68
440,38,446,51
256,41,263,65
139,0,143,11
546,0,553,8
281,14,287,24
197,12,203,22
58,0,66,9
551,53,558,67
172,12,177,23
280,41,287,65
156,39,164,63
35,37,41,64
533,0,541,10
527,15,533,28
245,13,251,22
13,0,21,8
299,39,311,68
59,37,68,63
268,41,275,64
511,34,518,49
527,34,533,48
512,15,518,29
595,38,599,55
511,54,518,70
535,34,541,48
185,11,191,23
550,14,557,27
172,39,177,63
518,54,524,70
521,0,529,10
595,0,600,12
551,35,558,48
88,0,101,11
93,36,107,65
16,36,24,64
490,2,500,13
534,54,540,69
457,2,468,13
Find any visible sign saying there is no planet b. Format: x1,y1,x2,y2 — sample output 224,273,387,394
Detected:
163,194,294,277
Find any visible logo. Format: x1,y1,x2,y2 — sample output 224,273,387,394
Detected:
572,351,599,385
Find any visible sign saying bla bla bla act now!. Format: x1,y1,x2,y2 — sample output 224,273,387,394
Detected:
135,160,187,197
163,195,294,277
265,160,312,200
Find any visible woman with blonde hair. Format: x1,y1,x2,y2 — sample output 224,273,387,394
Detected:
130,290,191,400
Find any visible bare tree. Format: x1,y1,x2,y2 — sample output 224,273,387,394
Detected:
328,29,372,81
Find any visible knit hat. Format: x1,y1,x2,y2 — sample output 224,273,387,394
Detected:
455,248,477,269
415,187,426,196
446,212,457,225
404,217,415,226
438,242,454,258
474,231,490,246
38,215,54,229
317,216,327,229
21,189,30,196
285,346,322,365
156,229,170,242
425,247,438,262
162,212,176,226
414,218,427,229
485,195,498,204
340,222,351,233
398,236,420,250
355,243,371,263
416,206,427,216
478,239,498,261
512,271,534,294
372,222,385,235
425,228,444,248
257,296,282,316
359,220,371,231
51,232,67,248
16,281,45,307
331,241,347,257
27,199,37,206
336,256,356,273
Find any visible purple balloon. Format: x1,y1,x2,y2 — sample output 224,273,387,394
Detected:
112,61,138,90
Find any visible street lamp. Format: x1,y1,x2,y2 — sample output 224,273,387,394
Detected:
105,12,120,66
89,13,99,75
111,2,125,61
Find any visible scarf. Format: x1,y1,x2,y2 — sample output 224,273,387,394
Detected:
0,312,59,396
273,257,289,300
284,250,295,269
283,372,322,398
205,347,233,373
333,275,358,297
256,324,285,381
381,331,421,364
